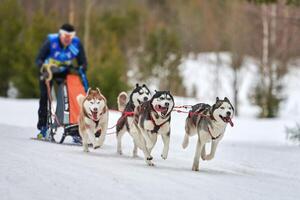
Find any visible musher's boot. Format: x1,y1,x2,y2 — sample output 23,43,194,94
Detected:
37,127,48,139
72,136,82,144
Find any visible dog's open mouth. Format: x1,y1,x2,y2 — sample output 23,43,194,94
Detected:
155,105,169,116
220,115,234,127
90,110,98,121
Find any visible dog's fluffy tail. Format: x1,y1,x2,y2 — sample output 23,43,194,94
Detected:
77,94,85,108
117,92,128,112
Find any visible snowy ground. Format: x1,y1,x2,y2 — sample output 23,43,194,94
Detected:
0,97,300,200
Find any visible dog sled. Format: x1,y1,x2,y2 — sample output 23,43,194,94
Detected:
40,65,87,144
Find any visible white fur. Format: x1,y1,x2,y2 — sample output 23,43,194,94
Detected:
133,93,174,166
77,90,109,152
116,87,152,157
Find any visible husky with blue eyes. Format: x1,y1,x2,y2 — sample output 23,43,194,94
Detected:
133,91,174,166
182,97,234,171
116,84,152,156
77,88,108,152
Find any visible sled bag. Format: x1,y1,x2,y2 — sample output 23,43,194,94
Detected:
66,74,86,124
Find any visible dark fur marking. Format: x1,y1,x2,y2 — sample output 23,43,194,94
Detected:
136,91,174,134
117,84,151,133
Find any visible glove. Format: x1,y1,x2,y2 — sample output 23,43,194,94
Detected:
51,66,68,74
40,71,49,81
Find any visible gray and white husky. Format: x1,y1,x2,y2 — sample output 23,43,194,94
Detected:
116,84,152,156
182,97,234,171
133,91,174,166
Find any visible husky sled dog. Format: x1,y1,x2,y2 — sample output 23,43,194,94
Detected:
133,91,174,166
77,88,109,152
116,84,152,156
182,97,234,171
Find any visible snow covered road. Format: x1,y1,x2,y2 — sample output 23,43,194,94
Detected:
1,117,299,200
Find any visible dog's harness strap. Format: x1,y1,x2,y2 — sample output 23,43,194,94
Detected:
106,111,134,131
207,126,221,140
150,114,169,134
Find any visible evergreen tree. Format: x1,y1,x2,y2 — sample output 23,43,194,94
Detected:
13,11,59,98
0,0,23,96
88,35,128,109
139,27,186,96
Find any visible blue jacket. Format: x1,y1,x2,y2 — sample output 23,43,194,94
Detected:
36,33,87,70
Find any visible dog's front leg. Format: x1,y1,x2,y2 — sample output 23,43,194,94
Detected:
135,137,154,166
192,139,205,171
204,140,219,160
87,129,98,149
132,140,138,157
139,128,153,150
81,132,89,152
161,132,170,160
201,144,206,160
138,136,155,166
133,124,154,165
96,122,107,148
147,132,157,152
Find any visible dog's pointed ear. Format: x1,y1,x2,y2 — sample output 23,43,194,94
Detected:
142,84,146,87
224,97,229,102
155,90,157,93
136,83,139,88
96,87,101,94
216,97,219,102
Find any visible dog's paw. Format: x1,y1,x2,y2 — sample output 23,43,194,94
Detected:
146,161,155,166
93,145,101,150
203,154,214,161
192,166,199,171
83,148,89,153
146,156,153,161
161,154,168,160
182,141,188,149
117,150,123,155
145,156,155,166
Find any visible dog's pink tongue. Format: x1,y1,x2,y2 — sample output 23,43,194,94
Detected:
155,105,166,112
92,112,98,120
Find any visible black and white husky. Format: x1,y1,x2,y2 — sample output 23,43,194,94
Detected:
116,84,152,156
133,91,174,166
182,97,234,171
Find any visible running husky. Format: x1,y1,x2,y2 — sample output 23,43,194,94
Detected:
182,97,234,171
133,91,174,166
77,88,109,152
116,84,152,156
